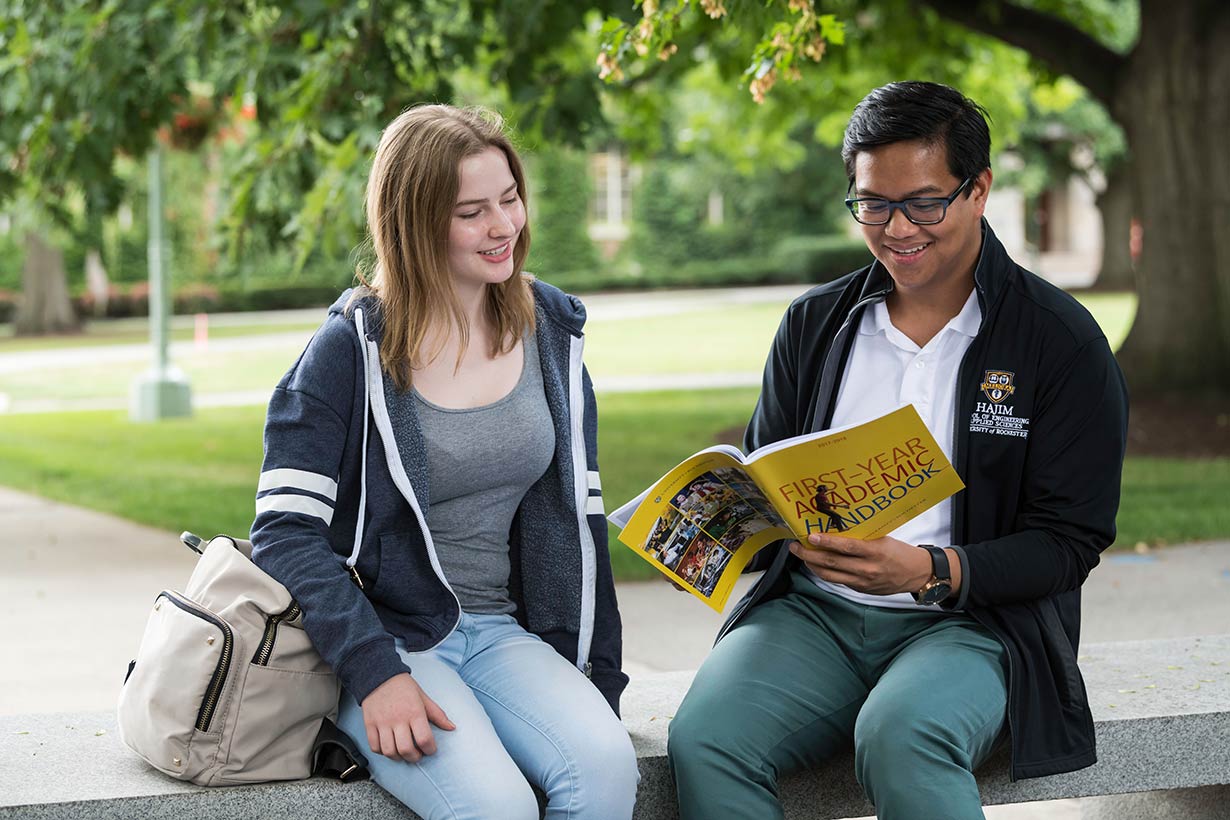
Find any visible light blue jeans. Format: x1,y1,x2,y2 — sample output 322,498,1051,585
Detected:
336,612,639,820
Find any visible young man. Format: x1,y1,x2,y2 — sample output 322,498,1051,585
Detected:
667,81,1129,820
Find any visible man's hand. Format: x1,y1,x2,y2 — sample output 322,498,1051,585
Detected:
788,532,943,597
360,672,455,762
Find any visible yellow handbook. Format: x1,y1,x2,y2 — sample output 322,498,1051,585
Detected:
607,405,965,612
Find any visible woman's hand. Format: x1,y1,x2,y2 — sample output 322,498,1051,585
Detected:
360,672,455,762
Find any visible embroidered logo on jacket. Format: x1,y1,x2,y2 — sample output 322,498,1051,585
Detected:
980,370,1016,403
970,369,1029,439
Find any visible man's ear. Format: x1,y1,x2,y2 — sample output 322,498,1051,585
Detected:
973,168,993,215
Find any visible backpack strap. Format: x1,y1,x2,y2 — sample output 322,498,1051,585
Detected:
311,718,370,782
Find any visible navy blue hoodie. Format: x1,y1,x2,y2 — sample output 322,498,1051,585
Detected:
251,279,627,713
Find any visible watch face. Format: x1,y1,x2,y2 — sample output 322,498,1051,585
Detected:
918,582,952,605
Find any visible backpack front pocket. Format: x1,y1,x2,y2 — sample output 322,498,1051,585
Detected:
117,590,237,779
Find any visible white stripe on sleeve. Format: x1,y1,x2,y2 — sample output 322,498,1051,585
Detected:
587,470,601,491
586,495,605,516
258,468,338,501
255,493,335,525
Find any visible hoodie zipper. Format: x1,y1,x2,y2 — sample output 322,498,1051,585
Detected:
158,591,233,732
358,330,463,647
251,602,302,666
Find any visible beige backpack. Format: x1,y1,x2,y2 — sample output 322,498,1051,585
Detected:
117,533,367,785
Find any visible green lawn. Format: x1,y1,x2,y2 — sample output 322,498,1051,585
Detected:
0,292,1137,406
0,320,322,352
1074,292,1137,351
583,303,789,377
0,386,1222,582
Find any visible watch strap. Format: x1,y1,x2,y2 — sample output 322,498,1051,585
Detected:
912,545,952,605
919,544,951,582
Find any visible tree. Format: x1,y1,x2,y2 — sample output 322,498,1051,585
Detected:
917,0,1225,393
1,0,631,331
525,146,600,277
1093,161,1134,291
1007,83,1133,291
605,0,1226,395
0,1,228,334
209,0,628,270
599,1,1044,244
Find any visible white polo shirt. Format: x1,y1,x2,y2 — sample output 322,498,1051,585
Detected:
804,288,981,610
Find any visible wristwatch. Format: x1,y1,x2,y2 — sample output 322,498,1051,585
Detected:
912,545,952,605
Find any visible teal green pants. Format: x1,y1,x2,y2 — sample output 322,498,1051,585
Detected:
668,572,1008,820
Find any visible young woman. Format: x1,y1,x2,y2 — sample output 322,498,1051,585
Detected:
251,105,638,820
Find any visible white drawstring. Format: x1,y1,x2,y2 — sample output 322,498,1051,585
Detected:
348,308,371,572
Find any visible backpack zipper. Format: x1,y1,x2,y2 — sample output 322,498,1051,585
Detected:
158,591,233,732
251,602,302,666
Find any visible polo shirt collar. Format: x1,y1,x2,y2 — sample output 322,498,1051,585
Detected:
860,287,982,341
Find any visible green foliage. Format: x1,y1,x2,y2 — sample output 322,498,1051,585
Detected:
1003,81,1127,199
627,160,710,268
0,0,1152,317
525,147,600,278
212,0,627,267
600,0,1049,179
1015,0,1138,53
0,230,21,292
599,1,845,106
772,235,872,280
1,0,629,273
621,124,852,278
213,282,345,313
548,233,869,294
0,1,228,225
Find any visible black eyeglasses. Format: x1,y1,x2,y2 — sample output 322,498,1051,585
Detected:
845,178,972,226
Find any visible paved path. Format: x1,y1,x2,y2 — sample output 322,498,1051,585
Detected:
0,284,807,414
3,484,1226,818
0,285,812,375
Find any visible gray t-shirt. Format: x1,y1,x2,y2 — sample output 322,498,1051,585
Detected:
412,333,555,614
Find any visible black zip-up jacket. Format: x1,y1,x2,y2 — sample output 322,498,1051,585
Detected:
721,221,1129,780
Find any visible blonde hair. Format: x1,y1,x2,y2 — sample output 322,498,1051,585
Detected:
355,104,535,391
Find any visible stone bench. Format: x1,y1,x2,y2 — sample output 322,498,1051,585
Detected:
3,636,1228,819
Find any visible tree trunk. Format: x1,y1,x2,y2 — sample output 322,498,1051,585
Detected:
1090,161,1135,292
1113,0,1230,395
13,231,80,336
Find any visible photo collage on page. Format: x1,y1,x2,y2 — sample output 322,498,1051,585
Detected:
639,467,789,598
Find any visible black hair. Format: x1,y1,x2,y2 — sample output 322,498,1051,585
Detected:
841,81,991,191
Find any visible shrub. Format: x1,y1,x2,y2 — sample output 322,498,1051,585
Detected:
771,235,872,282
526,147,599,277
626,162,709,269
72,282,150,319
174,283,222,314
214,283,342,313
543,233,870,294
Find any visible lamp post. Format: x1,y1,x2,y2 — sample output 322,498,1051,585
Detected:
130,144,192,421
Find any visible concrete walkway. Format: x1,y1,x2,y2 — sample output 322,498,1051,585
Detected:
3,484,1227,818
0,284,808,414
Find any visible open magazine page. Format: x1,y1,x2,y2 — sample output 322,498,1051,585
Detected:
741,404,965,541
611,449,794,613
